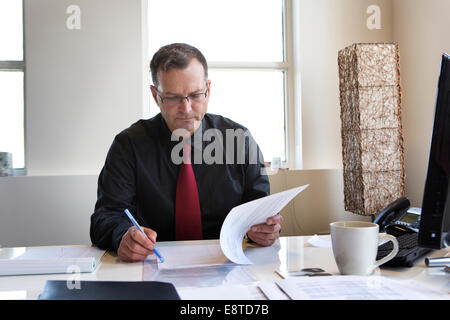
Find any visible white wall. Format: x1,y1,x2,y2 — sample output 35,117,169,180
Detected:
392,0,450,206
24,0,147,176
0,0,148,246
299,0,393,169
299,0,450,207
0,175,97,247
269,169,371,236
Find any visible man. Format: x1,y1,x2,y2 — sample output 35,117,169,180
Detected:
90,43,282,262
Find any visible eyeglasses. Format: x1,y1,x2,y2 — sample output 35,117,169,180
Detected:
156,88,208,107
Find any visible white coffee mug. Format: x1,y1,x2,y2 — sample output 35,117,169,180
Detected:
330,221,399,275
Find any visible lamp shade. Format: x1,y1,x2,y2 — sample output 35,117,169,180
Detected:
338,43,405,216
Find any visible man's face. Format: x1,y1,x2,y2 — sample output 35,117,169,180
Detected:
151,59,210,136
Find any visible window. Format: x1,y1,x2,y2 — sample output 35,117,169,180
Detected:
0,0,25,172
147,0,299,166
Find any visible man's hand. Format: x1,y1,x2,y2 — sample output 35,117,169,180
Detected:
247,214,283,246
117,226,157,262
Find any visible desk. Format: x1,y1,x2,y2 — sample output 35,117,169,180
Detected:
0,235,448,300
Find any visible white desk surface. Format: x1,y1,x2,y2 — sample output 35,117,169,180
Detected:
0,235,448,300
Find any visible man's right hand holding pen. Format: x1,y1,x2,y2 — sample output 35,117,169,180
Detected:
117,226,158,262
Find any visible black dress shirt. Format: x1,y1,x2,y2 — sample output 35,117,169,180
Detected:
90,113,270,251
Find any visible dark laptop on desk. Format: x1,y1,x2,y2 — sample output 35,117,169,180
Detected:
376,53,450,268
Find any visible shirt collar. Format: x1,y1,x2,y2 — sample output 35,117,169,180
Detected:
159,114,209,153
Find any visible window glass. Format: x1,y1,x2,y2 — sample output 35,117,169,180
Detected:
148,0,284,62
0,0,23,60
0,72,25,168
148,0,286,162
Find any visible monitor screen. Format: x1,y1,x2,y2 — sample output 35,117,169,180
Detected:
419,53,450,249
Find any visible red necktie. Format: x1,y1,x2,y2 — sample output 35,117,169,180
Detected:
175,143,203,240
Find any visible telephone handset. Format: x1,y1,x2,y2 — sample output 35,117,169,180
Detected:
374,197,422,235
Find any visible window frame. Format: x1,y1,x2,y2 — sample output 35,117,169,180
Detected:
207,0,301,169
0,0,26,175
146,0,302,169
284,0,302,170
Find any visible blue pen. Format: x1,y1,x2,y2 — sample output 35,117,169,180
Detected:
124,209,165,263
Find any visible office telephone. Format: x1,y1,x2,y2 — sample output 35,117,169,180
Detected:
374,197,422,235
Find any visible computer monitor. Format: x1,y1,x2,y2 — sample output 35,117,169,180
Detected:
418,53,450,249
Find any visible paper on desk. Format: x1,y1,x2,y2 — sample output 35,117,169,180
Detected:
258,282,290,300
276,275,450,300
220,185,309,265
147,264,256,287
307,234,331,248
156,244,231,269
177,284,265,300
144,244,256,287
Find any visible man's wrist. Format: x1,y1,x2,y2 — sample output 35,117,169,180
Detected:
244,233,256,244
113,224,132,252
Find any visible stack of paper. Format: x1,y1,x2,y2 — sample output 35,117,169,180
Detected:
177,284,265,300
0,246,105,276
260,276,449,300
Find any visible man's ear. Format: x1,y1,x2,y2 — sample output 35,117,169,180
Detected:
206,80,211,99
150,85,159,105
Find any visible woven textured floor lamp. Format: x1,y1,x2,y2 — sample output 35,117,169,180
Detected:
338,43,405,218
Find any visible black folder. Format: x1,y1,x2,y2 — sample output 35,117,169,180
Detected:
38,280,180,300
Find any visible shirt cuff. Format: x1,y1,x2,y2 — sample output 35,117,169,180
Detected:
112,224,132,252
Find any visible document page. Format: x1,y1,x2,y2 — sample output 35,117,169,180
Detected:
177,284,265,300
146,264,256,288
258,282,290,300
156,243,231,269
220,185,309,264
306,234,332,248
143,244,256,287
276,276,449,300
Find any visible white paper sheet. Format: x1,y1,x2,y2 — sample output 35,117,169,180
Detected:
177,284,265,300
276,276,449,300
147,264,256,288
258,282,290,300
307,234,332,248
220,185,309,264
156,244,232,269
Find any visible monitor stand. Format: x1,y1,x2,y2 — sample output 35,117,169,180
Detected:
424,232,450,267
